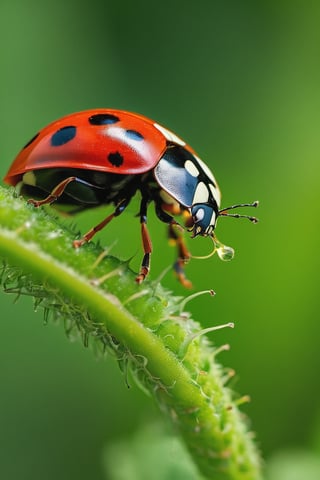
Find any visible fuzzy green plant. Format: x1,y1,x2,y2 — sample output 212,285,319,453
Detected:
0,185,262,480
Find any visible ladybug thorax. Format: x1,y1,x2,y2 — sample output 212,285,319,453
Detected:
153,144,221,236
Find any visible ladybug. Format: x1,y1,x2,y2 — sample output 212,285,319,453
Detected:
4,109,258,287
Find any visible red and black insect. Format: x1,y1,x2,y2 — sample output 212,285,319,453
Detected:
4,109,258,287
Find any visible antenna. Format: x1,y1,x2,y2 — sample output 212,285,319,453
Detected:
218,201,259,223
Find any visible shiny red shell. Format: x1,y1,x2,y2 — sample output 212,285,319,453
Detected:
4,109,178,186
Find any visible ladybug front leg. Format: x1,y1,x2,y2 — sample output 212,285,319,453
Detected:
136,198,153,284
27,176,96,207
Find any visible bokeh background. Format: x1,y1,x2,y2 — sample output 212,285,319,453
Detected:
0,1,319,478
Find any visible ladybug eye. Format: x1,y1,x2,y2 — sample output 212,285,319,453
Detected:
194,208,205,223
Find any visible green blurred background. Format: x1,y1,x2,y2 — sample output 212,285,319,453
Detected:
0,0,319,478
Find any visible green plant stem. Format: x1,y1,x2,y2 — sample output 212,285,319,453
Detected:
0,186,262,480
0,229,197,399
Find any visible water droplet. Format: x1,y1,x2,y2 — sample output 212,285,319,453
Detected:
216,245,235,261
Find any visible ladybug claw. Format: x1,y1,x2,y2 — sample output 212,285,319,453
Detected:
27,198,41,207
135,266,149,284
73,238,87,248
174,260,193,289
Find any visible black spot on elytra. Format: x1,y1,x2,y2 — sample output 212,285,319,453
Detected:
89,113,120,125
23,132,40,149
51,126,77,146
125,129,144,141
108,151,124,167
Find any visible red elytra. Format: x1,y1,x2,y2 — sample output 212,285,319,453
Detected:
4,109,185,184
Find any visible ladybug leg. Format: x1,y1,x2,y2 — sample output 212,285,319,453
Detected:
168,223,193,289
27,176,97,207
73,198,130,248
155,202,177,225
154,201,192,288
136,198,153,284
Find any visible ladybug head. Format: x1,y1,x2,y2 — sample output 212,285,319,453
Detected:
191,200,259,238
191,203,218,237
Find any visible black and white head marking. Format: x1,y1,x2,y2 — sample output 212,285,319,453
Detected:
193,154,221,208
